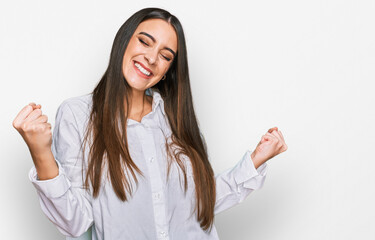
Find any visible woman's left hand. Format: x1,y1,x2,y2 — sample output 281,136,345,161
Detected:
250,127,288,168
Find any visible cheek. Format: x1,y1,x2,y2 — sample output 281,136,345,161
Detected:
123,40,139,63
160,63,171,75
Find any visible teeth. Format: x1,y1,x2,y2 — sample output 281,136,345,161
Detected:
135,62,151,76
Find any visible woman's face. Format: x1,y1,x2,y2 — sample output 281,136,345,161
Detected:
122,18,178,93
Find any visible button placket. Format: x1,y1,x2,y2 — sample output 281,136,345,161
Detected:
136,126,169,240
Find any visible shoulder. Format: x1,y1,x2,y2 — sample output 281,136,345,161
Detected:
58,93,92,118
55,93,93,134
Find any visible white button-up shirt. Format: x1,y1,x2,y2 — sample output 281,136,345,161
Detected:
28,88,268,240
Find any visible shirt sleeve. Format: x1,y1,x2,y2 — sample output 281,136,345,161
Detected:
214,150,268,215
28,100,94,238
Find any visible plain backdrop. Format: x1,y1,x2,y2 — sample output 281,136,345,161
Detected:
1,0,374,239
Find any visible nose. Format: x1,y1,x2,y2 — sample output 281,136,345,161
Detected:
144,48,158,65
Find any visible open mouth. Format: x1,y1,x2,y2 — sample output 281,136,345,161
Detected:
133,61,153,78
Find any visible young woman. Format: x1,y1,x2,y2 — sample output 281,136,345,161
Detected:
13,7,287,240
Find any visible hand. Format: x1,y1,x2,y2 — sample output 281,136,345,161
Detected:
251,127,288,168
12,102,52,158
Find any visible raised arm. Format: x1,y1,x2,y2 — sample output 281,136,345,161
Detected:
13,100,94,237
214,127,287,215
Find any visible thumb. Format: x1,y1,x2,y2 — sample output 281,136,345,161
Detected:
261,134,271,144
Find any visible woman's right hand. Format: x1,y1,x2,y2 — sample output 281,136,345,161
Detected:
12,103,52,159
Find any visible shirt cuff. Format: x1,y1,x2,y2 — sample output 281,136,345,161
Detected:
28,159,71,198
233,150,268,190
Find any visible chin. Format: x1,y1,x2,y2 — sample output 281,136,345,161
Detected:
126,81,148,92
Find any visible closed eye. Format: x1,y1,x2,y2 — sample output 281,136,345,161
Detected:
138,38,149,46
162,55,171,61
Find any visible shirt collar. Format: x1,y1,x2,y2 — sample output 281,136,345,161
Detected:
126,88,166,127
147,88,166,116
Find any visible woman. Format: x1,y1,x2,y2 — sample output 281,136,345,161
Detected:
13,7,287,240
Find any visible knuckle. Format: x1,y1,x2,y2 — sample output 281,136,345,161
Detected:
12,120,19,129
34,109,42,115
30,124,38,132
42,114,48,122
42,124,49,131
21,122,29,131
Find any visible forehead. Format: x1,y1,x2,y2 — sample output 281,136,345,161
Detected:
136,19,178,51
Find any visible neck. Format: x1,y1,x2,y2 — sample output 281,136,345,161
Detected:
127,88,151,118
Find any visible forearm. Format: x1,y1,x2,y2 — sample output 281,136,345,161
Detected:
214,150,268,214
30,149,59,180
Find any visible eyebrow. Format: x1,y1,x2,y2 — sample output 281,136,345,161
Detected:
138,31,176,58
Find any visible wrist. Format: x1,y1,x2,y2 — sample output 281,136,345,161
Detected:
31,150,59,180
29,148,53,164
251,151,265,169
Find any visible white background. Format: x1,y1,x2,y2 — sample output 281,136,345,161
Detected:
1,0,374,239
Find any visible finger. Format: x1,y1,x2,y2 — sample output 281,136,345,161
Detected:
13,105,34,125
272,131,287,151
265,132,278,144
260,135,267,144
276,130,287,147
44,122,52,130
265,132,277,139
24,108,43,122
33,122,52,132
29,102,42,109
268,126,278,133
271,130,287,151
279,131,288,151
34,114,48,123
262,134,273,143
279,130,285,142
270,130,283,143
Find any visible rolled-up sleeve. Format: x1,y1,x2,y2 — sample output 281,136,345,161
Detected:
28,100,94,238
29,159,71,198
214,150,268,215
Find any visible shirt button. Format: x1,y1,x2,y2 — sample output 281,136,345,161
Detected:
149,157,154,163
153,192,161,200
159,231,168,238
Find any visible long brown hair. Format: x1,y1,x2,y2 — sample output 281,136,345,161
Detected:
81,8,216,232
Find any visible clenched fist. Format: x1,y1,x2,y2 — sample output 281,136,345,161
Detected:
13,103,52,156
251,127,288,168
